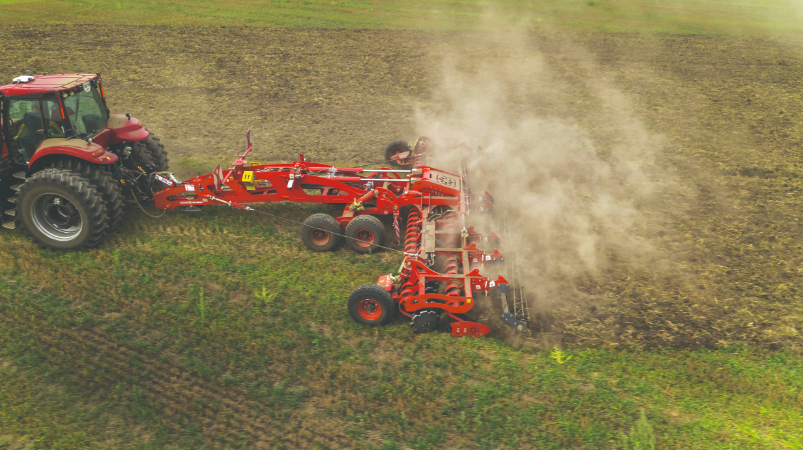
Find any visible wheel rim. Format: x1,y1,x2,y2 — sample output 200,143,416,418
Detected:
357,299,382,320
310,228,330,246
390,147,411,165
354,229,375,248
31,194,83,241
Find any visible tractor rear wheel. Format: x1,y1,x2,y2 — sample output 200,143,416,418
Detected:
384,140,412,169
345,215,385,254
348,284,396,326
48,159,124,231
16,169,108,250
301,213,343,252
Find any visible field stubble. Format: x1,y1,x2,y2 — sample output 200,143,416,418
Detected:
3,22,803,356
1,24,802,448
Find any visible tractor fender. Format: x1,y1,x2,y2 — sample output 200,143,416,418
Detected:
106,113,150,144
28,139,118,173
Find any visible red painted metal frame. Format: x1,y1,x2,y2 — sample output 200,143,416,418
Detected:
152,130,508,338
153,131,469,223
386,189,506,338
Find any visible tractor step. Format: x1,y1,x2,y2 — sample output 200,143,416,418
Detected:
12,172,26,180
1,221,15,230
4,209,15,217
10,184,22,192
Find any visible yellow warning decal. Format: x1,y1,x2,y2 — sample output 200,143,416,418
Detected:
242,171,254,183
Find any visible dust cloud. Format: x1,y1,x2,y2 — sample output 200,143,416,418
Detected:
415,29,680,314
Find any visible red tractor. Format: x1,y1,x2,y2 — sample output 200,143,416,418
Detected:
0,73,169,250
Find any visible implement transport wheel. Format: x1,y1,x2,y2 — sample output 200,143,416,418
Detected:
16,169,108,250
348,284,397,326
384,140,412,169
301,213,343,252
48,159,124,231
345,215,385,254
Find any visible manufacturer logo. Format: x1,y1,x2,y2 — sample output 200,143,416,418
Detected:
434,174,458,188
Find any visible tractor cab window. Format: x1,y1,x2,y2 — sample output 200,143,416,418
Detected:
6,99,45,161
42,99,66,139
62,85,106,139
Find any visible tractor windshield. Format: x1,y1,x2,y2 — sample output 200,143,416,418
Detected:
63,84,106,139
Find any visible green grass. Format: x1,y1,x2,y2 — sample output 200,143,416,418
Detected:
1,0,802,34
0,205,801,448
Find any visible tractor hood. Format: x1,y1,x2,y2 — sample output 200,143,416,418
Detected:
107,113,150,143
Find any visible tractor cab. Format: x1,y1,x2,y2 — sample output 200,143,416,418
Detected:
0,74,110,166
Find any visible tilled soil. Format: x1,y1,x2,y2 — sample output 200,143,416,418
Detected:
2,25,802,353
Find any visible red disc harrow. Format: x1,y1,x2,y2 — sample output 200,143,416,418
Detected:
153,131,528,337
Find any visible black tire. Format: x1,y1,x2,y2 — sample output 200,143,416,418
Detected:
130,139,155,169
48,159,124,231
345,215,385,254
384,140,412,169
144,132,169,171
16,169,109,250
300,213,343,252
348,284,397,326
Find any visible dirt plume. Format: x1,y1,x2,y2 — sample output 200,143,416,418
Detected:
416,29,682,324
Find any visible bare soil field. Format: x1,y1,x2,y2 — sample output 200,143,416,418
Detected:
2,24,802,353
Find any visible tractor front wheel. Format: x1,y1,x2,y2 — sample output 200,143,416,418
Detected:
16,169,109,250
129,132,169,172
345,215,385,254
301,213,343,252
348,284,397,326
145,132,169,171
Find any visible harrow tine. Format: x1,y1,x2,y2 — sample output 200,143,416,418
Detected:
515,257,530,322
498,219,512,315
498,218,528,333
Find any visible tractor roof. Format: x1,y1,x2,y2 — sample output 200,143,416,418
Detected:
0,73,98,97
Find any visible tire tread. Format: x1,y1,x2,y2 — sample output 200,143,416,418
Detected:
345,215,385,254
49,159,124,231
384,140,412,169
16,168,109,250
347,283,396,326
300,213,343,252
